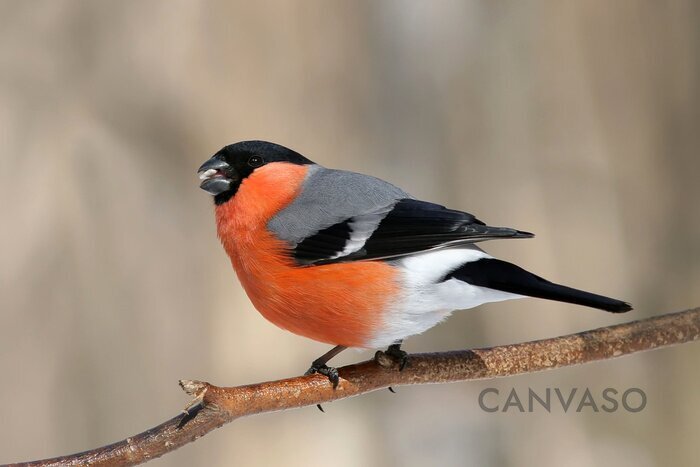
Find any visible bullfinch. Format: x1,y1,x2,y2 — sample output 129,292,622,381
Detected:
198,140,631,386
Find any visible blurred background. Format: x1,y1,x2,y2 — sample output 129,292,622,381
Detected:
1,1,699,466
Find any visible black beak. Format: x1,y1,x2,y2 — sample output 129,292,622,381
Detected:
197,157,235,195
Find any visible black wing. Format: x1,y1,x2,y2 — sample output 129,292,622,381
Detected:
292,199,533,265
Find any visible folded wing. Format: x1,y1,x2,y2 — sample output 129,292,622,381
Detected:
293,198,533,265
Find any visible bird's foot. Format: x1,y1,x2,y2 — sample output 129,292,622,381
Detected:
304,345,346,390
375,343,409,371
305,363,340,389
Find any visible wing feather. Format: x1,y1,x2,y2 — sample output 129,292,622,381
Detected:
292,199,533,265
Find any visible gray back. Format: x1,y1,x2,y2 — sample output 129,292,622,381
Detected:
267,165,410,245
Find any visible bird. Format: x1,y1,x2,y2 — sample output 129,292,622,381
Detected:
198,140,632,386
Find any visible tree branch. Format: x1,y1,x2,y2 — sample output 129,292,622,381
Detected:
12,307,700,467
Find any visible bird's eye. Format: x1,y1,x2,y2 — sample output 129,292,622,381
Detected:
247,155,264,167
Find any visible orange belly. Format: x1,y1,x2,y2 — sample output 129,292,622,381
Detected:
214,163,399,347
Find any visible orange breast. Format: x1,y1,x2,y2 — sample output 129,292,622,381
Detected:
215,163,399,348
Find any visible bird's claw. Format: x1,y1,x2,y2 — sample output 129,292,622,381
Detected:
375,344,409,371
305,364,340,389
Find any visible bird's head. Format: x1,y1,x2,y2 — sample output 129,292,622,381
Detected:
197,140,313,205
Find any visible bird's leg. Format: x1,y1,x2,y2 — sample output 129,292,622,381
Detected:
305,345,347,389
375,340,409,371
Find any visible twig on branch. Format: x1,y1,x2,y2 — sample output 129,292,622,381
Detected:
11,307,700,467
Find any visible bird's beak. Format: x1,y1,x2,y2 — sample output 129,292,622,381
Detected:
197,157,236,195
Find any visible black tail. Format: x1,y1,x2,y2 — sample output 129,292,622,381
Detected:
447,258,632,313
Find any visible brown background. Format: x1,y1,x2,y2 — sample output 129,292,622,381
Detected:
1,1,698,466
